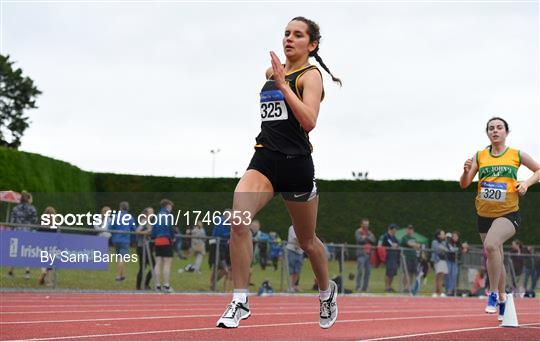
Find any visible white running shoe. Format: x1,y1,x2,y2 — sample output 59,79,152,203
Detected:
216,299,251,328
319,280,338,329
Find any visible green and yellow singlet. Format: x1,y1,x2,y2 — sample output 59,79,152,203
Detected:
475,146,521,217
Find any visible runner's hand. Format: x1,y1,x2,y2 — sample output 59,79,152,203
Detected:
516,182,528,196
463,158,473,173
270,51,286,91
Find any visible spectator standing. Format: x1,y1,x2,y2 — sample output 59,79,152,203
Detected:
530,249,540,296
412,250,429,295
355,218,376,292
268,231,282,271
210,210,232,291
94,206,112,239
382,224,400,293
109,201,136,282
445,232,459,296
523,246,537,297
510,239,526,296
400,224,421,292
190,221,207,273
431,229,449,297
251,220,270,270
151,199,176,293
8,191,37,279
38,206,57,286
136,207,154,290
286,225,304,293
180,225,191,259
250,220,261,266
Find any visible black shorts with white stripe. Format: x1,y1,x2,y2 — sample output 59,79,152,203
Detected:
247,147,317,202
477,211,520,234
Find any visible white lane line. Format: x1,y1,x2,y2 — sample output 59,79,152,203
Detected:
0,307,499,315
0,302,321,308
4,307,516,325
2,308,510,324
367,322,540,341
20,313,540,341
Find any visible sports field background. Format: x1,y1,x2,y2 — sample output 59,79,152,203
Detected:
0,247,443,294
1,147,539,247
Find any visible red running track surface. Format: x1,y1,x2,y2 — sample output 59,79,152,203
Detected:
0,292,539,341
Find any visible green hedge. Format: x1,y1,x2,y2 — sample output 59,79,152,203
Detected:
1,147,538,244
0,146,95,192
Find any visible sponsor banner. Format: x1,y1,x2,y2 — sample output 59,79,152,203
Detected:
0,230,109,269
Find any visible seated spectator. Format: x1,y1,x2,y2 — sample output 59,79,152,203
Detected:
257,280,274,296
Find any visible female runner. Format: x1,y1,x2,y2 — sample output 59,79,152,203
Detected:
460,117,540,321
216,17,341,329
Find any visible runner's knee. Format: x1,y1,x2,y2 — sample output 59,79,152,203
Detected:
484,242,499,254
298,237,317,255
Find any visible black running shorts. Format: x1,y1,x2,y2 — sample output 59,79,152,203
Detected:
477,211,520,234
247,147,317,202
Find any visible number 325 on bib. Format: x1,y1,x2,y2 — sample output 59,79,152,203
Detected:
260,90,289,122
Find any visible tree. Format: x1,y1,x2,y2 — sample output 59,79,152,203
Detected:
0,54,42,149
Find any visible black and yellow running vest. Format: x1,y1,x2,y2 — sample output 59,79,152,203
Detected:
255,65,323,156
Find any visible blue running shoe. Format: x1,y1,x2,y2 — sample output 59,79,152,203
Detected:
498,298,506,321
485,292,498,313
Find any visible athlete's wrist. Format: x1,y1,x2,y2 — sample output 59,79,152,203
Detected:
276,82,289,93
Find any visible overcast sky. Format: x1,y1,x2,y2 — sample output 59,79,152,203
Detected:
2,1,539,180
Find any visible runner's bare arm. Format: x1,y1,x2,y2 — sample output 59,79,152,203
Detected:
460,154,479,189
270,51,322,133
516,151,540,196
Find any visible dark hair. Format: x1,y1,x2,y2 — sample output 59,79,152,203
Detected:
160,198,173,208
434,229,444,241
486,117,509,133
291,16,342,86
20,191,32,204
119,201,129,211
387,223,398,231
